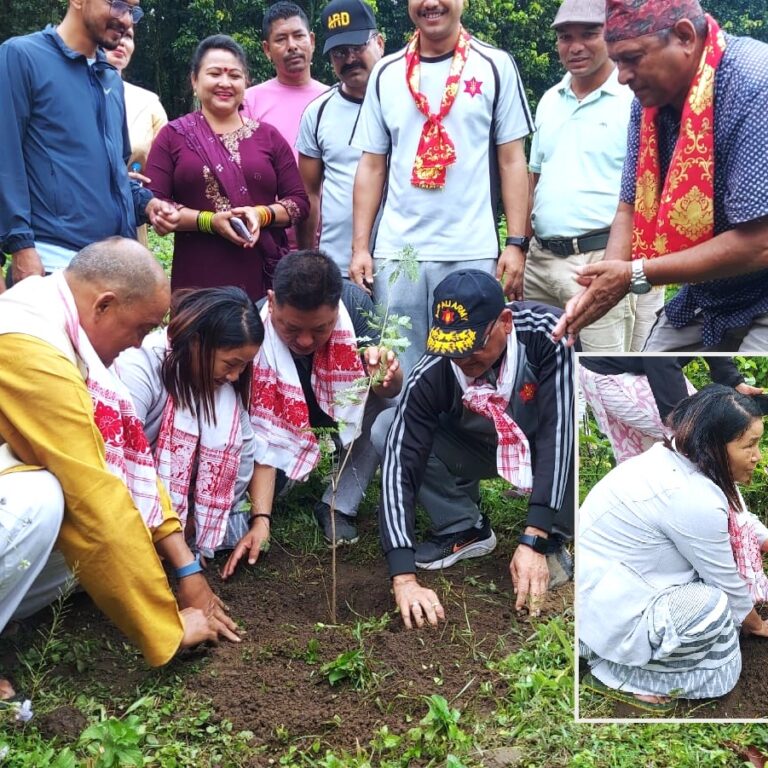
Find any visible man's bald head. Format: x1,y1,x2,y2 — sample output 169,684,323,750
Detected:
66,237,170,366
66,236,167,304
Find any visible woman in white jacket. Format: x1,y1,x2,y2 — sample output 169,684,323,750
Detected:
579,385,768,707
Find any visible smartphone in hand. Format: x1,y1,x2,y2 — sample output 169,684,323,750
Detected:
230,216,254,242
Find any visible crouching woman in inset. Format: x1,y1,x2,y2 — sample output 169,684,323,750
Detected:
579,384,768,706
115,286,274,566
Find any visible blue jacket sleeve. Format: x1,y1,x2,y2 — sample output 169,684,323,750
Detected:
0,40,36,253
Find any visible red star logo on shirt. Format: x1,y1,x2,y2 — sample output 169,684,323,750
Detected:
463,77,483,97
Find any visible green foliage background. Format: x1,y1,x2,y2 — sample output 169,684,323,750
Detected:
2,0,766,118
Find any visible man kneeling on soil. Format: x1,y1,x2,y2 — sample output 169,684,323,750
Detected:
374,270,575,627
0,238,239,698
234,250,401,562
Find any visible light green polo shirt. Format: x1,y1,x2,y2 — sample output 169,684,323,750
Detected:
529,68,634,239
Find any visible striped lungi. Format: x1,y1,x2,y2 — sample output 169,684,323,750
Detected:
580,582,741,699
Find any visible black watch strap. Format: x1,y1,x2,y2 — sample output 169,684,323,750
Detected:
519,533,548,554
505,235,530,251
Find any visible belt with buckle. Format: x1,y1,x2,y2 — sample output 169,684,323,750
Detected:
536,228,611,257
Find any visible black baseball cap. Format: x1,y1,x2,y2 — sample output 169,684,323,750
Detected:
321,0,377,55
426,270,506,358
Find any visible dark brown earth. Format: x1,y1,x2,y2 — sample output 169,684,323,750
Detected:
187,544,571,757
1,540,571,761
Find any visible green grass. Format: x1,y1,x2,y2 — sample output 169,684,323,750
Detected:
3,470,767,766
3,238,768,765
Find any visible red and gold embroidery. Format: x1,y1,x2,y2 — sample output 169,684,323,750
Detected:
631,15,726,261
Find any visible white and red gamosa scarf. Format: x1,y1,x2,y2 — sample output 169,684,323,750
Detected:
122,329,244,552
729,489,768,604
0,272,164,527
451,327,533,492
249,301,366,480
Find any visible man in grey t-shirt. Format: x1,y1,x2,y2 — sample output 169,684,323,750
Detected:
295,0,384,273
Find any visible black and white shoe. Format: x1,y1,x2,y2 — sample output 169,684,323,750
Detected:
415,515,497,570
547,545,573,590
314,502,359,546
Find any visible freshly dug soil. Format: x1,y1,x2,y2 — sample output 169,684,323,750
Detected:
191,544,571,757
1,542,571,760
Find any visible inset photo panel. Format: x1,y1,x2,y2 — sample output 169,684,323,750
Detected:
576,354,768,721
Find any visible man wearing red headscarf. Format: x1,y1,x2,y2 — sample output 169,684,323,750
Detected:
552,0,768,352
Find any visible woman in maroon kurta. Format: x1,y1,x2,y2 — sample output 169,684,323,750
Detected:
145,34,309,300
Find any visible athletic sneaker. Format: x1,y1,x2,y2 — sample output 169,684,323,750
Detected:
415,515,497,570
314,502,359,546
547,545,573,590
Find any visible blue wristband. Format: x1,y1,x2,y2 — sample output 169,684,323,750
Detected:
175,554,203,579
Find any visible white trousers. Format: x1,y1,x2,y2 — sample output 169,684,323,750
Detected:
0,470,71,630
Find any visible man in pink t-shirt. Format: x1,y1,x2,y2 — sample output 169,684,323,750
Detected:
244,1,327,158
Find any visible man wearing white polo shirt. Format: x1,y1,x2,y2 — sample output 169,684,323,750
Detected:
524,0,636,352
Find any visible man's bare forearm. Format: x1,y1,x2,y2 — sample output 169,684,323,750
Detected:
352,152,386,255
602,202,634,262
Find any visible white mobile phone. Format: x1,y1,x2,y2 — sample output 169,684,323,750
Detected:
230,216,253,242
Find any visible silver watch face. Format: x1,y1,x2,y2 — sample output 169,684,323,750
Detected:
630,279,652,295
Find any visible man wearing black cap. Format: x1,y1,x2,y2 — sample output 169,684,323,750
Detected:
374,270,575,627
295,0,384,273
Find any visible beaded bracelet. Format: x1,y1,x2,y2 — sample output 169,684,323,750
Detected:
197,210,215,234
254,205,274,229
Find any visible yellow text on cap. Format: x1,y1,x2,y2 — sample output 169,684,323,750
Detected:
327,11,351,29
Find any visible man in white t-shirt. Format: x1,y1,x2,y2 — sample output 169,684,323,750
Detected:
350,0,533,374
295,0,384,275
243,1,327,158
524,0,636,352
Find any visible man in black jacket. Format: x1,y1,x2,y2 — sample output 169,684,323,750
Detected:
374,270,575,628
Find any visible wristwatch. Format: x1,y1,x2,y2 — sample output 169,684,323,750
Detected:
629,258,652,294
505,235,530,252
519,533,548,555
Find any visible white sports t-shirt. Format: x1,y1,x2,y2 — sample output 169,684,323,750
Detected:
353,38,533,262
